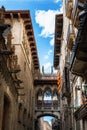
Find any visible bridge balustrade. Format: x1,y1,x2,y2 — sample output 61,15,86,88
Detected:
36,100,59,110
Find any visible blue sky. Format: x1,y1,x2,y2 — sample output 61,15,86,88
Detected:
44,116,53,125
0,0,63,73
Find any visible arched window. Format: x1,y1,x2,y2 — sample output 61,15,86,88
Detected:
37,89,43,101
43,88,52,108
43,88,52,101
53,89,58,101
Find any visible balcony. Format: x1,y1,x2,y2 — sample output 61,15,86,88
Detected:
72,0,85,28
69,3,87,77
70,42,87,76
66,0,73,19
35,100,59,111
67,24,75,51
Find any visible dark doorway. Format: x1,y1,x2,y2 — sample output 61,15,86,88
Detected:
2,95,10,130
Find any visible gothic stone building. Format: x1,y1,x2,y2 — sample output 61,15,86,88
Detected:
54,1,87,130
0,6,40,130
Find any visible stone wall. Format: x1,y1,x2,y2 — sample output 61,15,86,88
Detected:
0,72,18,130
0,7,36,130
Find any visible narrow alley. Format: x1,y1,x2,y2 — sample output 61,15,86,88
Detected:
0,0,87,130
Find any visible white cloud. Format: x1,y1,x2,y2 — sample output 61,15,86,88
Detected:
60,4,63,13
44,49,52,60
54,0,61,3
53,67,58,74
44,55,49,60
48,49,52,55
50,37,54,46
35,9,62,38
44,62,51,71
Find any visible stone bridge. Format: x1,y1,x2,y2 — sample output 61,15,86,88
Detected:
34,73,60,120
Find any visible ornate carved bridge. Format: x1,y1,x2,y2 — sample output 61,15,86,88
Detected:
34,73,60,119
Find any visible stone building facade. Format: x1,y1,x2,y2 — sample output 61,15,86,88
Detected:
54,0,87,130
43,121,52,130
0,6,40,130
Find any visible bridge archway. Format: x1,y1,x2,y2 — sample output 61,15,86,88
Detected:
34,113,61,130
34,74,60,130
35,112,60,120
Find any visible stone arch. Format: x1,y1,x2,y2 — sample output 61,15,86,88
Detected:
34,113,59,130
43,86,52,93
1,94,12,130
37,113,58,119
34,112,60,130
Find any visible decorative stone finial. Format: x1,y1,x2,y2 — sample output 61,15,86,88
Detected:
0,6,5,24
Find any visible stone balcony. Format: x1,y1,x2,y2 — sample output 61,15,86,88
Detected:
35,100,60,112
